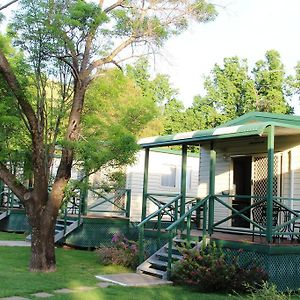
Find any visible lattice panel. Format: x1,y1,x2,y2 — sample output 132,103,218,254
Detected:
253,155,279,199
113,194,125,212
222,247,300,291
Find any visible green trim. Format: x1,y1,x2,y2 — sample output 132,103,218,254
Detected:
213,239,300,255
141,148,149,221
138,111,300,148
150,147,199,158
221,112,300,127
208,144,216,235
266,125,275,243
139,120,300,148
180,145,187,218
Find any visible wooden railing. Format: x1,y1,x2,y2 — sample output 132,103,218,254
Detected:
87,188,131,218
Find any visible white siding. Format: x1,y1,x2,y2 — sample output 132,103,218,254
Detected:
126,150,200,221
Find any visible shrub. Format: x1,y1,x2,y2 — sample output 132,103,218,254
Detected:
171,243,267,293
96,232,139,269
247,282,291,300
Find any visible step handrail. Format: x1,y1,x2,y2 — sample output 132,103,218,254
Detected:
137,194,182,228
138,194,182,263
166,195,210,232
165,195,210,278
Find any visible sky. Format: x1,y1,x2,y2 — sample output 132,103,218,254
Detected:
154,0,300,112
2,0,300,112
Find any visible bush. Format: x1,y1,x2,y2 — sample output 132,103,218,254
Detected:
96,232,139,269
171,243,267,293
247,282,291,300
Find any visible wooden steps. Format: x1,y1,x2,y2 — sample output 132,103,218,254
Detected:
0,210,9,221
136,236,202,280
26,218,83,243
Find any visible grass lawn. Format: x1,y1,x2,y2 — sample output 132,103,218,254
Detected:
0,245,241,300
0,231,27,240
49,286,234,300
0,246,129,298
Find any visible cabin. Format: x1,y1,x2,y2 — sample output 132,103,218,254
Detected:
2,111,300,290
136,112,300,290
0,148,199,247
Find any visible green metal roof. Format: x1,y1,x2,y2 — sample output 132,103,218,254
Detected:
221,112,300,127
138,116,300,148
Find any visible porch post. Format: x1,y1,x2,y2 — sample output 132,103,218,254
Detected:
141,148,150,221
80,169,89,216
266,125,275,243
208,142,216,235
180,144,187,218
0,180,4,205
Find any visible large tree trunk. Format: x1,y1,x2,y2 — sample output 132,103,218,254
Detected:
26,190,60,272
29,211,57,272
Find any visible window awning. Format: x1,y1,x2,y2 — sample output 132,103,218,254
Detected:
138,121,300,148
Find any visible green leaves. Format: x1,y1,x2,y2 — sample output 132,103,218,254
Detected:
77,68,157,173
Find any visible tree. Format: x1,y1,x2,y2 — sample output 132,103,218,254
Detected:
0,0,217,271
286,61,300,103
190,51,293,127
253,50,293,113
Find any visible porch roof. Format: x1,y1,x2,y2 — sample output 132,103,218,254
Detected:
138,121,300,148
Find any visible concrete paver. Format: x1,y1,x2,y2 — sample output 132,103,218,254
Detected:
95,273,173,287
0,241,30,247
74,286,96,292
0,297,30,300
53,289,75,294
96,282,116,288
31,292,53,298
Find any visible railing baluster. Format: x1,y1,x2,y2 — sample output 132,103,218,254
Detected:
157,211,162,249
125,189,131,218
138,224,145,264
187,214,191,242
167,232,173,279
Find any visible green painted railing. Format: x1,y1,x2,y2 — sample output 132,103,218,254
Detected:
137,194,182,263
165,195,210,277
59,189,83,232
87,188,131,218
0,187,23,213
211,194,300,240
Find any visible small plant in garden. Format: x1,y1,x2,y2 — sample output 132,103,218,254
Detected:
96,232,139,269
247,282,291,300
171,243,267,293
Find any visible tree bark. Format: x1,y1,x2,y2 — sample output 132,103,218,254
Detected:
29,210,57,272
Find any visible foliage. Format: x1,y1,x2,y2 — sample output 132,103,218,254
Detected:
0,34,31,167
0,0,218,271
286,62,300,101
76,68,156,174
247,282,291,300
162,50,295,135
96,232,140,270
126,58,179,137
171,244,267,293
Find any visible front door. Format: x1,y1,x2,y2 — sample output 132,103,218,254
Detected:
232,156,252,228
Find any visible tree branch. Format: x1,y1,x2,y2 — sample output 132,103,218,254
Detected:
104,0,125,13
0,0,19,11
0,163,28,202
0,50,38,134
88,36,135,73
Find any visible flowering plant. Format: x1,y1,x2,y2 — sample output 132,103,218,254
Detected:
96,232,139,269
171,244,267,293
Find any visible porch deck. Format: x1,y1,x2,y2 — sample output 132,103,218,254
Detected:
191,229,300,245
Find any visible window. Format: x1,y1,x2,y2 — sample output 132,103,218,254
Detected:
186,169,192,190
161,165,176,187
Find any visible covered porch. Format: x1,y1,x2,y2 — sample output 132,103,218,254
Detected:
136,113,300,287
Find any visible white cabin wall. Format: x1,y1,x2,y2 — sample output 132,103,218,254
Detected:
198,147,231,228
290,146,300,211
126,150,200,222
